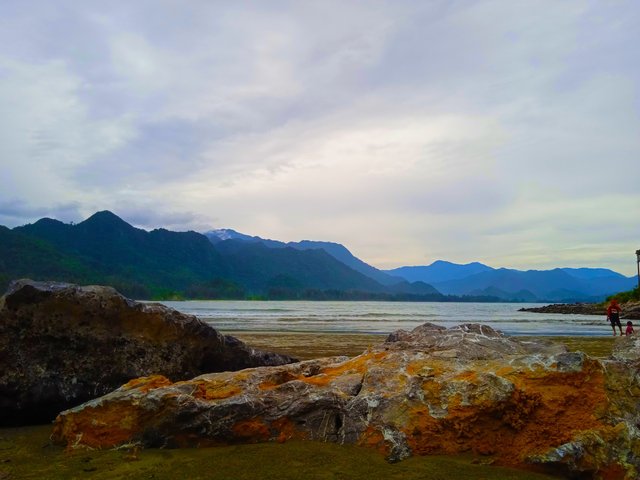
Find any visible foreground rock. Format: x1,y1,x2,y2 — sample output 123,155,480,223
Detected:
520,301,640,320
53,323,640,479
0,279,295,426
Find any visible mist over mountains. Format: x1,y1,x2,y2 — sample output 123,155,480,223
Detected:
0,212,633,302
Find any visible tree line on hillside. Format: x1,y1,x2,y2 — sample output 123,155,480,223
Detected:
0,213,480,301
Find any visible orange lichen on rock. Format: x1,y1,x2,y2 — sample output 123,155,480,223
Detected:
501,360,609,455
452,370,478,383
357,426,389,456
120,375,173,392
52,402,144,449
300,352,384,387
232,418,271,442
188,379,242,400
399,356,612,469
271,418,307,443
258,370,301,390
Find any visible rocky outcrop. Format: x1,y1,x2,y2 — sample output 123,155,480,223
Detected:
519,303,604,315
0,279,295,426
520,301,640,320
52,323,640,479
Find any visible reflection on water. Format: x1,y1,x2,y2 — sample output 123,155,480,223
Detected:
158,300,610,337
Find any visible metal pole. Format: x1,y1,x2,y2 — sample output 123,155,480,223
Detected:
636,249,640,291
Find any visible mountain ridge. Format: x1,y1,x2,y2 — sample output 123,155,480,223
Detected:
3,212,633,302
386,262,635,302
206,229,635,302
3,212,442,300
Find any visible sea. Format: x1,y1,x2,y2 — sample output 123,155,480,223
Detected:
159,301,610,337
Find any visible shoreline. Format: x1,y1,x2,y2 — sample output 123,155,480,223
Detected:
226,331,617,360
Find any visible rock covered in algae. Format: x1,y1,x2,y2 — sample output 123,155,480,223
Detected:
0,279,296,425
52,323,640,479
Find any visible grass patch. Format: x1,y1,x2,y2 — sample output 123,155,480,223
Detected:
548,336,615,358
0,425,563,480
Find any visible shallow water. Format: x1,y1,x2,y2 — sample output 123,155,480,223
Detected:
159,300,610,337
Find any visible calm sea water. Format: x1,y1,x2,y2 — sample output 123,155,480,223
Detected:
159,301,610,337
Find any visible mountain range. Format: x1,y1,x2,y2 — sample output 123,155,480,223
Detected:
385,261,635,302
0,212,441,300
206,229,636,302
0,212,634,302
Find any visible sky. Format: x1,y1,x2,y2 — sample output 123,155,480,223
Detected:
1,1,639,275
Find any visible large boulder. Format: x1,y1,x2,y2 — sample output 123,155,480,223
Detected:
52,322,640,478
0,279,295,426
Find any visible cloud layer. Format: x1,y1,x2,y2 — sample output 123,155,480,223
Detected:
1,1,639,274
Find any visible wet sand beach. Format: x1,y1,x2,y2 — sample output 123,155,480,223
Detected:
229,331,617,360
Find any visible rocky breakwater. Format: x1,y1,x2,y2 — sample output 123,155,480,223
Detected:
0,279,295,426
53,323,640,479
520,301,640,320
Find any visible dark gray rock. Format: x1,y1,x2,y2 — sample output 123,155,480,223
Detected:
519,303,604,315
383,322,566,360
0,279,296,426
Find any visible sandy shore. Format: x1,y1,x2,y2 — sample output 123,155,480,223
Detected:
226,331,617,360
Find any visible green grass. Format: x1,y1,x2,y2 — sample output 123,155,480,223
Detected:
549,336,615,358
0,425,564,480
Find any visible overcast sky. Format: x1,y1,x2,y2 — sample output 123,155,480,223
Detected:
1,1,639,274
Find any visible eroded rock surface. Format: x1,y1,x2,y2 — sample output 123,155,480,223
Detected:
53,322,640,479
0,279,295,425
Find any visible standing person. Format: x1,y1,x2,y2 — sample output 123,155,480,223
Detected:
626,321,635,336
606,299,623,336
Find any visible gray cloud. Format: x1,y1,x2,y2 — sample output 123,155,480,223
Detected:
0,199,82,226
0,0,638,274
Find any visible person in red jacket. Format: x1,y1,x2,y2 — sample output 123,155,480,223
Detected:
606,299,623,336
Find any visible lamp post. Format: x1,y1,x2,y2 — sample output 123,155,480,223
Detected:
636,249,640,291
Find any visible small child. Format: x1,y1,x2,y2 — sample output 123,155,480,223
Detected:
625,321,634,336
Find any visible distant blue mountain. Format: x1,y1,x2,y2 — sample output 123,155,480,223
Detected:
205,231,636,302
388,262,636,302
385,260,494,284
467,286,539,302
560,267,628,280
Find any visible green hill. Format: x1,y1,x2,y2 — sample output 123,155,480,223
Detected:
0,225,98,289
3,211,443,300
216,240,385,295
12,211,228,298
